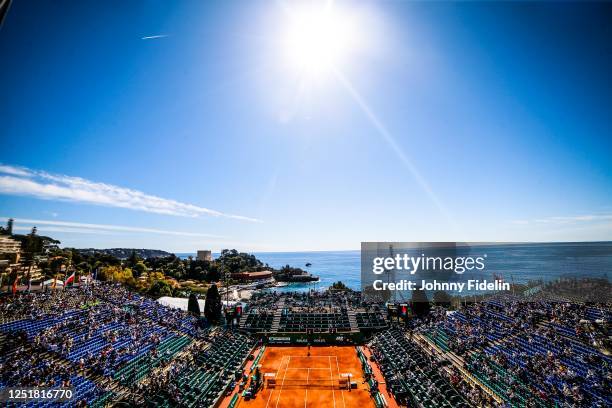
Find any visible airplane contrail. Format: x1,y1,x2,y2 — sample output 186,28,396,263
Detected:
141,34,168,40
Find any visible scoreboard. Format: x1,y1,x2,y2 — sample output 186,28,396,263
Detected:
387,303,412,320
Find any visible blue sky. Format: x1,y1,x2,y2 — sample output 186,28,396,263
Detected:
0,1,611,252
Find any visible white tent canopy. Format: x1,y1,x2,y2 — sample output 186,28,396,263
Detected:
157,296,205,311
156,296,240,312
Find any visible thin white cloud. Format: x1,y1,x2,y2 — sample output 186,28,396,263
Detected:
12,225,114,235
141,34,169,40
0,164,261,222
0,164,32,177
543,215,612,223
7,218,224,238
512,214,612,225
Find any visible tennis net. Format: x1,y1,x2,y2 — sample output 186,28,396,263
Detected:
266,378,347,389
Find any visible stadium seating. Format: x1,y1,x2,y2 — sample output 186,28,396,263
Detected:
422,300,611,407
355,311,388,330
1,286,610,408
369,328,470,408
240,311,274,332
0,286,248,407
114,335,191,385
0,337,106,407
144,331,255,407
278,311,352,332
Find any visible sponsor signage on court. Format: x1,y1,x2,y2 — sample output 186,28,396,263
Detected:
269,337,291,344
262,332,364,345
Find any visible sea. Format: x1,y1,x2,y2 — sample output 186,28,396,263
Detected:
176,250,361,293
176,242,612,293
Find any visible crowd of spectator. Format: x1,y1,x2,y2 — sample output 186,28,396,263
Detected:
1,283,610,407
411,299,611,407
0,284,253,407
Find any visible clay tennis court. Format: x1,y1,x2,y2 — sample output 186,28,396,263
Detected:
241,346,375,408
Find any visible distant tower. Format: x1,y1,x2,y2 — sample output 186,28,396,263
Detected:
196,250,212,261
6,218,13,235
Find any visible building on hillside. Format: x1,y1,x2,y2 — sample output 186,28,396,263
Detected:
0,235,21,264
231,270,273,282
14,263,44,281
196,250,212,261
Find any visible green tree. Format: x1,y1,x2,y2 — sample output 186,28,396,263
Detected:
148,280,173,298
188,293,201,316
12,228,60,256
0,218,13,235
77,261,91,274
193,266,205,281
127,250,141,268
206,263,221,282
133,262,147,278
204,283,222,323
330,281,349,291
97,266,110,282
92,260,102,279
49,256,66,280
216,249,263,275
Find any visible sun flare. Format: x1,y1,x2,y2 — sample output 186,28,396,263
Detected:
283,3,357,77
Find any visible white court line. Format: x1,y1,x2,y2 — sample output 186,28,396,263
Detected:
329,356,337,408
304,367,310,408
335,356,346,408
285,367,334,370
274,356,291,408
265,355,283,408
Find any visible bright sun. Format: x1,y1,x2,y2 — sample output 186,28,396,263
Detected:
284,4,357,77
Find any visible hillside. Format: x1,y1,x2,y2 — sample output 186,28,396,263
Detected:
75,248,173,259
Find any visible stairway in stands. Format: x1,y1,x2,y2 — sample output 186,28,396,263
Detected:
415,332,503,405
347,310,359,332
238,313,249,329
270,300,285,333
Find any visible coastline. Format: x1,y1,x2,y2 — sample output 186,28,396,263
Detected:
178,243,612,295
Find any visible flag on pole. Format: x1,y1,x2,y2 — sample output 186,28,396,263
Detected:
62,265,68,290
65,271,75,286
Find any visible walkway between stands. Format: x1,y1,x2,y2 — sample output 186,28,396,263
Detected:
218,345,262,408
361,346,400,408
